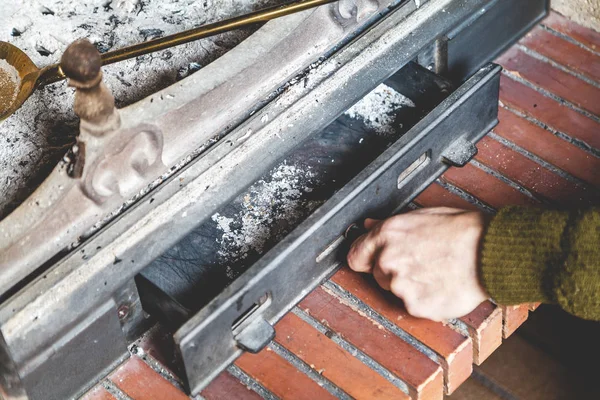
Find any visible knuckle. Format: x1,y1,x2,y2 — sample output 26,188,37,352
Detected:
378,218,398,235
347,243,358,259
348,258,366,272
402,297,419,316
373,271,391,291
390,278,407,300
346,250,357,269
376,256,396,275
347,258,358,271
403,299,434,320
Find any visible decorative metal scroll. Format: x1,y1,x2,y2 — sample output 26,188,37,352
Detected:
0,0,393,294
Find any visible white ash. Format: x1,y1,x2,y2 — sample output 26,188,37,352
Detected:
344,83,415,136
0,0,281,218
211,163,321,274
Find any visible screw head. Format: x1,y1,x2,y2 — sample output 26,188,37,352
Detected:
117,304,130,320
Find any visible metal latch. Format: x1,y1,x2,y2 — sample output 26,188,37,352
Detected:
441,136,478,167
234,317,275,353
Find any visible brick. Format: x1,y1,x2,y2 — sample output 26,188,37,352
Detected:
528,303,541,311
498,46,600,116
236,346,335,400
300,287,444,400
500,76,600,150
202,372,263,400
521,26,600,82
414,182,481,211
275,312,410,400
542,12,600,56
500,305,530,339
495,108,600,187
330,268,473,395
80,385,116,400
457,302,503,365
109,356,189,400
441,163,538,209
475,136,598,207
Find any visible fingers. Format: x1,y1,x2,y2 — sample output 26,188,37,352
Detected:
364,218,381,230
372,266,391,291
347,208,486,321
346,229,383,273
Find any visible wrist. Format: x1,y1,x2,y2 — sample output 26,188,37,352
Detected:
479,206,570,305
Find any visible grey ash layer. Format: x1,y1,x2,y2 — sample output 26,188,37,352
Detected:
0,0,281,218
1,1,414,281
144,83,415,312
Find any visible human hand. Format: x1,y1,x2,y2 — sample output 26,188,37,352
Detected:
346,207,489,321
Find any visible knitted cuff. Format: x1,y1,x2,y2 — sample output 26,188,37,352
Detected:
480,206,570,305
553,209,600,320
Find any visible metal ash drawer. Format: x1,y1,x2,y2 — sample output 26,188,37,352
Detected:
173,62,501,394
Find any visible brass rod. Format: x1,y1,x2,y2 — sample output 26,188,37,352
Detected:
39,0,337,86
101,0,337,65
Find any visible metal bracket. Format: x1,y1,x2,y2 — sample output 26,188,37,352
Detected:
444,0,549,82
0,281,145,400
441,136,479,167
1,300,127,400
234,317,276,354
417,36,449,76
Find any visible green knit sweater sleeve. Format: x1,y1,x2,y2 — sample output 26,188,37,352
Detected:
480,206,600,321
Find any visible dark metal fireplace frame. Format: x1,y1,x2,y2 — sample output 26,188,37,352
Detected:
0,0,549,398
